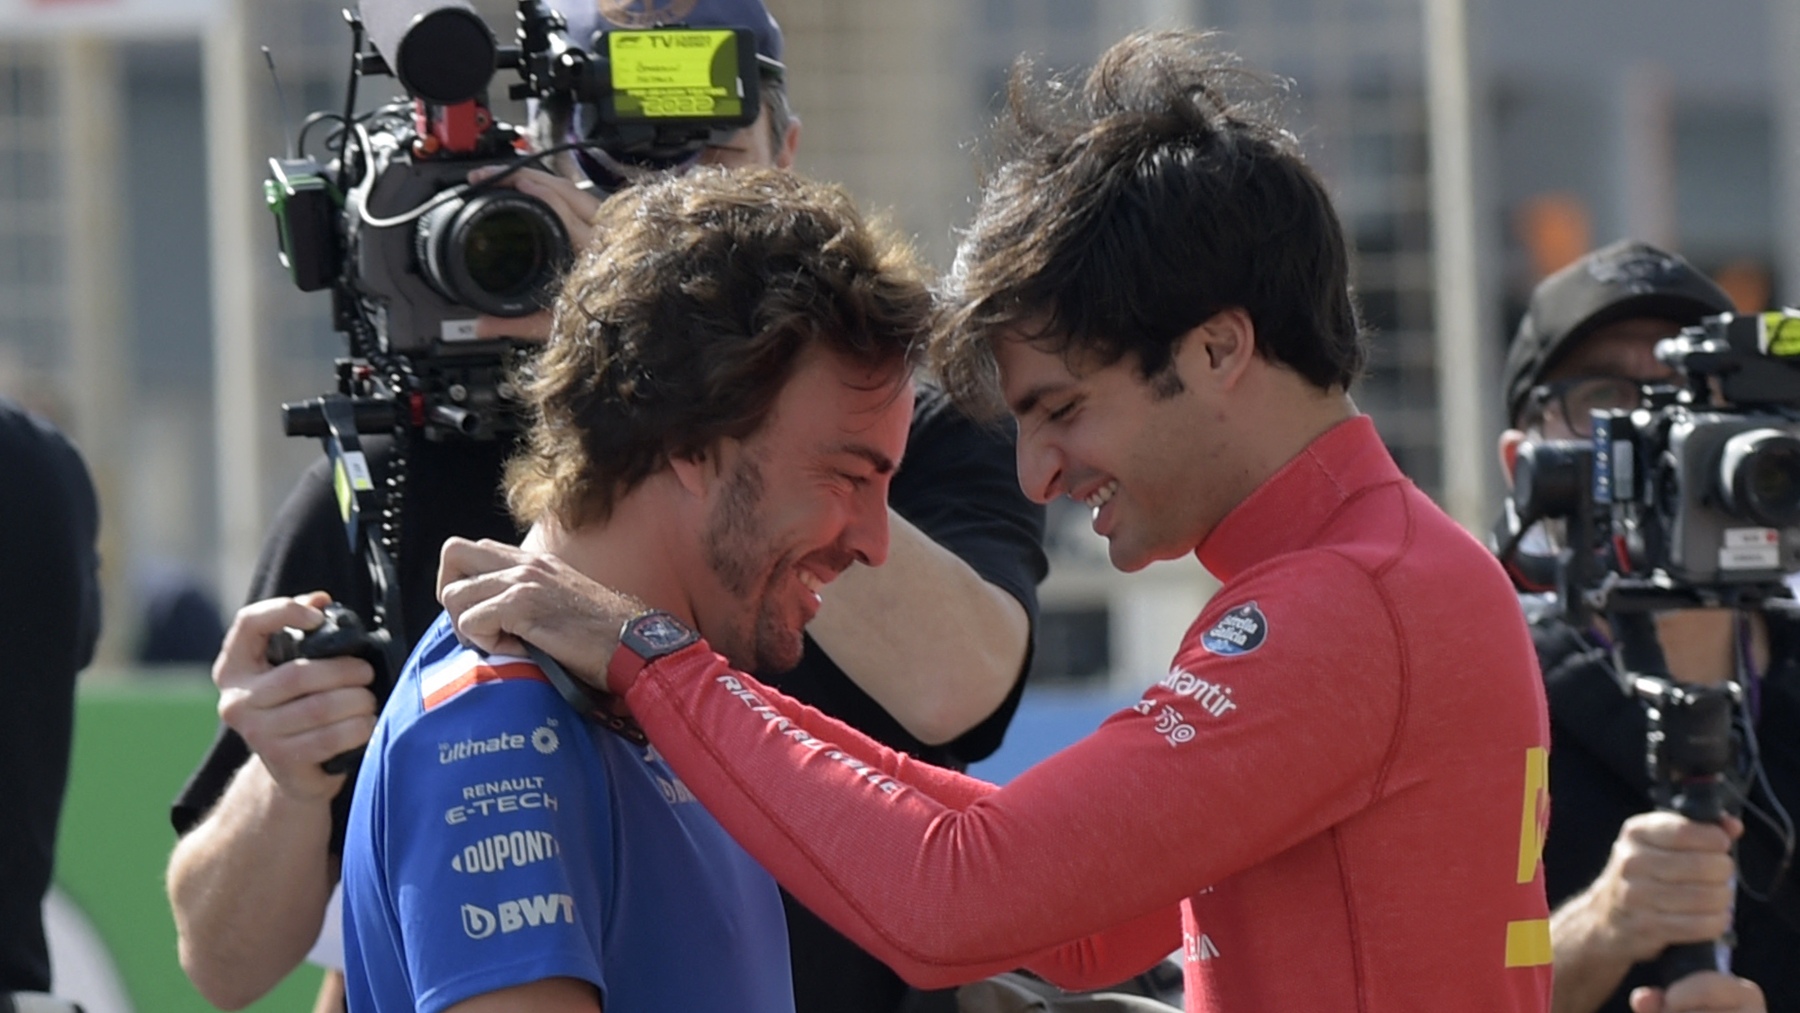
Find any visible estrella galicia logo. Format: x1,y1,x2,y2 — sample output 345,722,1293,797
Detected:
1200,602,1268,656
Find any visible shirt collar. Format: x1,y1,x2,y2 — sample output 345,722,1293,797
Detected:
1196,415,1405,582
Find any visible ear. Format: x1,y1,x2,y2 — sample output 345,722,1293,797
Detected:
1184,307,1257,388
667,444,723,499
776,117,801,170
1498,428,1525,489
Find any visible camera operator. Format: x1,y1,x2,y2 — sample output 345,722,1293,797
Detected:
1498,240,1800,1013
163,3,1045,1012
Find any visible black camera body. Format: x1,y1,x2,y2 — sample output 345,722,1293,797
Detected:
1617,408,1800,585
1500,310,1800,985
347,128,571,354
1593,311,1800,591
1507,310,1800,606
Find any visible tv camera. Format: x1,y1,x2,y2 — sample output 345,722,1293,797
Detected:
1497,309,1800,985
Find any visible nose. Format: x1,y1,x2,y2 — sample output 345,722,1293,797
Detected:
1015,428,1064,505
843,487,892,568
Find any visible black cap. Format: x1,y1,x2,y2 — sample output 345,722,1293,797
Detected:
1502,240,1734,423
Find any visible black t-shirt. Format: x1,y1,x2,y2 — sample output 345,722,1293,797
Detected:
1533,602,1800,1012
169,383,1047,1013
0,400,100,993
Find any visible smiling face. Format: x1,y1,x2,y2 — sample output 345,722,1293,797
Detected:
687,345,913,673
996,332,1225,572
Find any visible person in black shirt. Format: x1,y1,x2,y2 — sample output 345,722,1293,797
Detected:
164,3,1046,1011
1499,240,1796,1013
0,399,100,996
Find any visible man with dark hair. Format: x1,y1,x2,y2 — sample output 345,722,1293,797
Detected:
166,2,1045,1011
344,166,930,1013
1497,239,1793,1013
436,30,1553,1011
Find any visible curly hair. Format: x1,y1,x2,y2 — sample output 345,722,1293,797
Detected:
506,167,929,530
932,29,1365,418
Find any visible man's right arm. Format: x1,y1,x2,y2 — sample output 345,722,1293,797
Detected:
439,542,1402,990
165,595,376,1010
1547,811,1739,1013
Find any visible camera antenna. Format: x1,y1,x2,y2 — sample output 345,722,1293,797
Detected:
263,46,297,160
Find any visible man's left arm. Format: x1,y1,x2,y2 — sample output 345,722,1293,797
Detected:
807,513,1031,746
807,392,1046,749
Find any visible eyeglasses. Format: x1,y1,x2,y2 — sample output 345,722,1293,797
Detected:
1527,375,1649,438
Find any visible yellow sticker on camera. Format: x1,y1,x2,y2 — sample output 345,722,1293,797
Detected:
1758,310,1800,358
331,451,374,524
608,30,741,119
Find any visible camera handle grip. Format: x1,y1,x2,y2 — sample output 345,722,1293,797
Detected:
265,603,391,774
1657,941,1726,989
1655,777,1732,987
1614,609,1739,989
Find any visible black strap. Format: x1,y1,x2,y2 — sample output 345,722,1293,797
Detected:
526,641,647,745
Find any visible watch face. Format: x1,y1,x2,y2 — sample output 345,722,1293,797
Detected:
626,611,698,655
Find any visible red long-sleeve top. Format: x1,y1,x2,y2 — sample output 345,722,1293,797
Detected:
619,417,1553,1011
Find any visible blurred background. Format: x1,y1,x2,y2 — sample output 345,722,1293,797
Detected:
1,0,1793,1008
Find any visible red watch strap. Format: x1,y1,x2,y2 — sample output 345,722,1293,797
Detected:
606,640,652,697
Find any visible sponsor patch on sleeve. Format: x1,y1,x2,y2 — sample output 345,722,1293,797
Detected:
1199,602,1268,657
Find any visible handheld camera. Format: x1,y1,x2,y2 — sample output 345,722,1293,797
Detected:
1501,310,1800,611
1499,309,1800,984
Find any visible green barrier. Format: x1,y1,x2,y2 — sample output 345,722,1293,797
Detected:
55,677,323,1012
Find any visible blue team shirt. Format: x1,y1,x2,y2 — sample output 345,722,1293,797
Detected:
342,613,794,1013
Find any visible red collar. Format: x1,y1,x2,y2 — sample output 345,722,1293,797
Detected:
1196,415,1406,582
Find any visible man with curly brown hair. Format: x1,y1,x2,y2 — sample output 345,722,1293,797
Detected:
341,167,931,1013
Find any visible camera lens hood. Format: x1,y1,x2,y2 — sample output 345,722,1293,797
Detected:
1513,438,1590,524
362,1,496,105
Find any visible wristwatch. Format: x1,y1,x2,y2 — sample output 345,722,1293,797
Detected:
607,609,701,691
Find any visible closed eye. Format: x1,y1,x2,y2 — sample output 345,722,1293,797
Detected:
1046,400,1078,423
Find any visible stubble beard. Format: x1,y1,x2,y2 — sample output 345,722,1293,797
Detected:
702,454,805,674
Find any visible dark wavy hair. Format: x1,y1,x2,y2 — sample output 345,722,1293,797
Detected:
932,30,1365,417
506,167,929,529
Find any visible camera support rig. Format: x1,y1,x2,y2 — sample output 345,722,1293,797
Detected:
1509,439,1760,984
1498,310,1800,987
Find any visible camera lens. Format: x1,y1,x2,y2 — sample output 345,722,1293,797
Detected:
463,208,548,296
416,189,572,318
1719,428,1800,527
1513,438,1591,523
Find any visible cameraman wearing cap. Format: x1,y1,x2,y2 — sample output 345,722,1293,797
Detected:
164,3,1045,1011
1498,240,1800,1013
